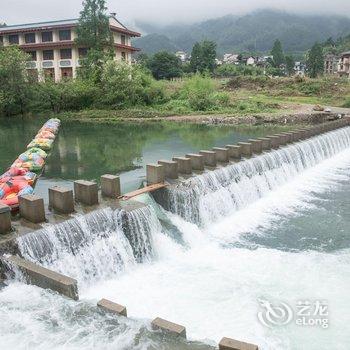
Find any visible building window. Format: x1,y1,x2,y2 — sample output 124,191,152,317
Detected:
8,34,19,44
121,52,126,61
59,29,71,41
43,50,54,60
60,48,72,59
27,51,37,61
44,68,55,80
61,67,73,78
41,31,53,42
25,33,36,44
121,35,126,45
78,47,88,58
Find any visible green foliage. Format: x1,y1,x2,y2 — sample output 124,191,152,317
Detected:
99,61,165,107
32,79,99,113
75,0,113,81
190,41,217,73
285,55,295,76
307,43,324,78
215,64,264,77
343,98,350,108
270,39,285,67
147,51,182,80
322,34,350,54
0,46,31,116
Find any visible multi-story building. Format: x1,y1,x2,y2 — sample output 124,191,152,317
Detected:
0,14,141,81
324,53,339,75
338,51,350,78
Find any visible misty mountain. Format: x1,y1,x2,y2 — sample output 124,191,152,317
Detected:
133,9,350,56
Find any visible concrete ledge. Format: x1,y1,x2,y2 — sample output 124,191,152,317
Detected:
158,160,179,179
0,204,12,235
185,154,204,171
49,186,74,214
257,138,271,150
248,139,263,154
19,195,46,224
101,175,121,198
74,180,98,206
97,298,127,316
265,135,280,149
151,317,186,338
275,134,287,145
226,145,241,160
199,150,217,167
172,157,192,174
2,255,78,300
147,164,165,185
237,142,252,157
213,147,229,163
219,337,258,350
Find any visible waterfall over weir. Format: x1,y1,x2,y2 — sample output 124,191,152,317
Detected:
17,205,160,287
155,126,350,225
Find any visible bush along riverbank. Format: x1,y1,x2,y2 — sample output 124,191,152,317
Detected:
1,47,349,121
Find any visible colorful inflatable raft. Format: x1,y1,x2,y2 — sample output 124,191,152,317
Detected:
0,118,61,210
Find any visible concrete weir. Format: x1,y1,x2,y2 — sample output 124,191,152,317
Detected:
151,317,187,338
219,337,259,350
97,298,127,317
1,255,78,300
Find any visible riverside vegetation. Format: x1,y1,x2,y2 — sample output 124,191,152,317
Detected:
1,46,350,121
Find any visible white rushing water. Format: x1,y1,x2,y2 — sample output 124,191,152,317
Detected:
1,127,350,350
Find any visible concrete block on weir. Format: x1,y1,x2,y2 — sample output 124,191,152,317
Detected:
2,255,78,300
158,160,178,179
213,147,229,163
151,317,186,338
199,150,217,167
219,337,259,350
265,136,280,149
280,132,293,143
257,138,271,150
49,186,74,214
185,154,204,171
74,180,98,206
274,134,287,145
97,298,127,317
172,157,192,174
0,204,12,235
19,195,45,224
146,164,165,185
237,142,252,157
101,175,121,198
226,145,241,160
248,139,263,154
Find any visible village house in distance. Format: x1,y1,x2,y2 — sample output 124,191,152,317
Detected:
0,13,141,81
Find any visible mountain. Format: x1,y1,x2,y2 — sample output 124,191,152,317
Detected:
133,9,350,56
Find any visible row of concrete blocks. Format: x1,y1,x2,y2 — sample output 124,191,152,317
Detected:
146,117,350,184
97,298,259,350
0,174,121,234
1,254,258,350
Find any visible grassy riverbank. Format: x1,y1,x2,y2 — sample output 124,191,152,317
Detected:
46,76,350,124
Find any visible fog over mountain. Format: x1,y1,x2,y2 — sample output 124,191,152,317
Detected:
1,0,350,27
133,9,350,55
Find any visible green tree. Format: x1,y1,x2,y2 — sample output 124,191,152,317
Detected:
270,39,285,67
75,0,113,81
190,41,217,73
147,51,182,80
285,55,295,76
0,46,31,116
307,42,324,78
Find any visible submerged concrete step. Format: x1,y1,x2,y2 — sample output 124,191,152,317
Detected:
1,255,78,300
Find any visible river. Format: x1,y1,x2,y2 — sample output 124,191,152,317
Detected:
0,118,349,350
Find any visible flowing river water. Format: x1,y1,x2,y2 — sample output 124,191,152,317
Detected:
0,119,349,350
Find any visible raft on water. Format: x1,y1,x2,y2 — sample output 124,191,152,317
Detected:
0,118,61,211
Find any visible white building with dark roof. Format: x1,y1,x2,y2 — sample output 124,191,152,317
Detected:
0,15,141,81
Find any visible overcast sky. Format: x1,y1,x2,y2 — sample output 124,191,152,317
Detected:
1,0,350,28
